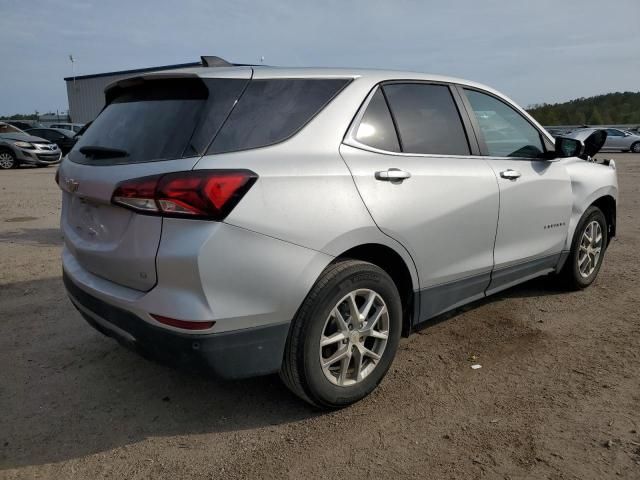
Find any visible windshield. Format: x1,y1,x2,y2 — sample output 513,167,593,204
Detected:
0,123,24,135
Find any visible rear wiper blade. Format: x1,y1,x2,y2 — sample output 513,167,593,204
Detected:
79,145,129,159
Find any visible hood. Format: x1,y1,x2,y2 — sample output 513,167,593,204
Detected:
0,132,50,143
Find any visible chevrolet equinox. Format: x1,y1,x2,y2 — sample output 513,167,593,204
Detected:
58,60,618,408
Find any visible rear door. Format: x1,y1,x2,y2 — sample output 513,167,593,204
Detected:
459,87,572,294
341,82,499,321
59,69,252,291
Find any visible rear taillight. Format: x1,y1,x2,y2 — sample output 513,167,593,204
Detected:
112,170,257,220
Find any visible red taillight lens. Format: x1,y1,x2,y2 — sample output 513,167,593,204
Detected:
151,314,215,331
111,170,257,220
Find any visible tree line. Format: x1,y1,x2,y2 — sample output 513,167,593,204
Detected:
527,91,640,126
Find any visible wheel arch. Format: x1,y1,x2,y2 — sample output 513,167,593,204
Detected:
331,243,418,336
591,195,616,244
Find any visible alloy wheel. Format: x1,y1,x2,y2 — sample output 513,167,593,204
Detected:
319,289,389,386
577,220,603,278
0,152,15,169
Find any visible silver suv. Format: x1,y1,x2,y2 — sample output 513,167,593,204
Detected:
58,65,618,408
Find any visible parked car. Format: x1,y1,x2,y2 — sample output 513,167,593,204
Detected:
58,65,618,408
71,121,92,140
26,127,77,154
600,128,640,153
4,120,44,131
545,127,574,138
0,122,62,169
49,123,84,134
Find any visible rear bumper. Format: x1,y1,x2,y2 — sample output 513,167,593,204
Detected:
64,271,290,379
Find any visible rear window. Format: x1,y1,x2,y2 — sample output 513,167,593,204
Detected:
207,78,350,154
69,77,249,165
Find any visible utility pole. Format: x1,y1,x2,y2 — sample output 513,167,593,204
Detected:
69,54,75,88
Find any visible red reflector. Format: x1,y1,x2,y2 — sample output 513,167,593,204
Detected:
151,314,215,331
111,170,257,220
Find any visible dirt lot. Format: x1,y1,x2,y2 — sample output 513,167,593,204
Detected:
1,154,639,480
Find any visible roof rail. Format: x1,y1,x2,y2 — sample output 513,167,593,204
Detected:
200,56,233,68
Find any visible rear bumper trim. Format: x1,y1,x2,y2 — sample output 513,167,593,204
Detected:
63,271,290,379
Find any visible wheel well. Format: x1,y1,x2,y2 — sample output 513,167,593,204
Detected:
591,195,616,243
334,244,415,336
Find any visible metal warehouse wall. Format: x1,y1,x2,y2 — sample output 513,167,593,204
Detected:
66,73,130,124
65,62,202,124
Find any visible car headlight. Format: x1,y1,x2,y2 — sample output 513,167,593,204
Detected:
14,141,35,149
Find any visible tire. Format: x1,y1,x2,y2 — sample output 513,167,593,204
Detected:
558,206,608,290
280,259,402,409
0,149,17,169
630,142,640,154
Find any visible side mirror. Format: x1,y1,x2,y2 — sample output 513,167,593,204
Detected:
553,129,607,159
555,137,582,157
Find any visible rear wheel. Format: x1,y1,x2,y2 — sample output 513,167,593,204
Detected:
0,150,17,169
558,206,608,289
630,142,640,153
280,260,402,408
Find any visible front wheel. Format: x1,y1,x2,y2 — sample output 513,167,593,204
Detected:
280,260,402,408
630,142,640,153
0,150,17,169
558,206,608,289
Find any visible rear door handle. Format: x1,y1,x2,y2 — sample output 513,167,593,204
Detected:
500,169,521,180
375,168,412,182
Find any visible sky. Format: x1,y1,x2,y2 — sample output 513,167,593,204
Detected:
1,0,639,116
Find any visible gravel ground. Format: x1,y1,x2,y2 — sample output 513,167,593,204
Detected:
1,155,639,479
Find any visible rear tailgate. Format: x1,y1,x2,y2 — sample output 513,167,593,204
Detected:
59,69,252,291
59,159,205,291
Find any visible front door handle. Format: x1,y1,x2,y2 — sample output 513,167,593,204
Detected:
500,169,521,180
375,168,412,182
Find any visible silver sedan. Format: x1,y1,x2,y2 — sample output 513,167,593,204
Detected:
602,128,640,152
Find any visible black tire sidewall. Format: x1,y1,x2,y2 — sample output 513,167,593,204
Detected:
300,263,402,408
568,207,607,288
631,142,640,153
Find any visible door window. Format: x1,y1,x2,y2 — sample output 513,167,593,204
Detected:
606,129,624,137
382,83,470,155
353,89,400,152
465,89,545,159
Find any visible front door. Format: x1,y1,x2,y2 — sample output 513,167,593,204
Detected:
341,83,500,321
605,128,626,150
461,88,572,294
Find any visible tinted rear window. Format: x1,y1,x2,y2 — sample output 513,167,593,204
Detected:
208,79,350,154
382,83,470,155
69,78,248,165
